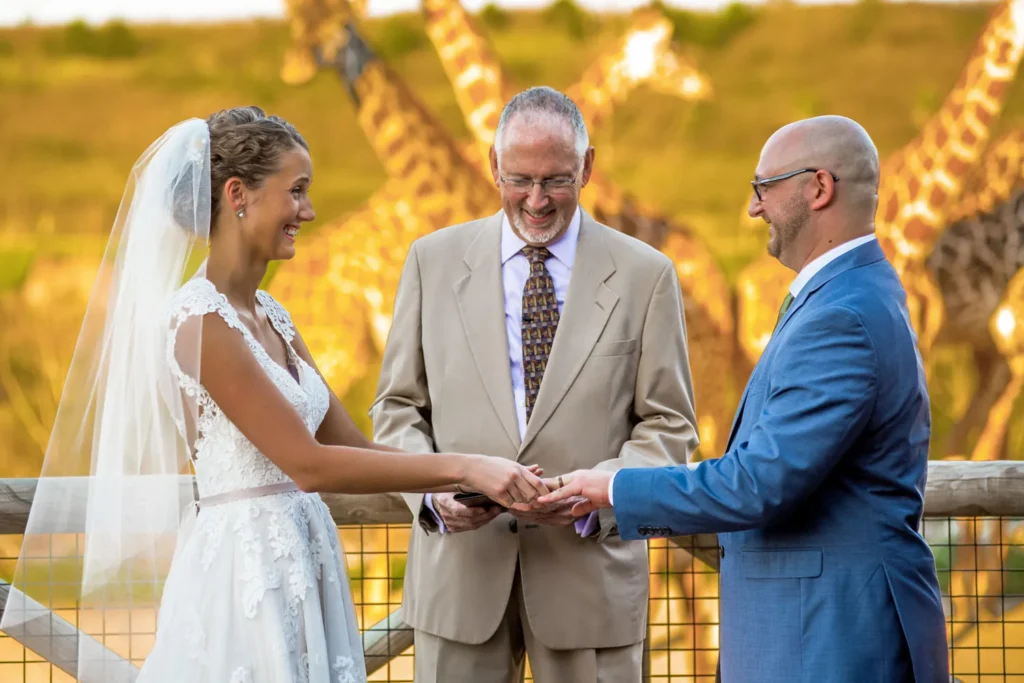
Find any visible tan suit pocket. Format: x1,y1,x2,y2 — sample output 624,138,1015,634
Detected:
592,338,637,357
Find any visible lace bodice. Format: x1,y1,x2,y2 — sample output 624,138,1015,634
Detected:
167,278,330,497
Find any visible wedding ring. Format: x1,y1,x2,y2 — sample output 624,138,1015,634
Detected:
558,476,564,488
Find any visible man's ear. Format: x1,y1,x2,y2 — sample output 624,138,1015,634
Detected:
580,147,595,187
808,170,836,211
489,146,500,186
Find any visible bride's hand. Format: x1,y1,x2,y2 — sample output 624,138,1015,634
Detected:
459,457,548,509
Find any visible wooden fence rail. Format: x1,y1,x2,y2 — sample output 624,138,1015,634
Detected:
0,459,1022,680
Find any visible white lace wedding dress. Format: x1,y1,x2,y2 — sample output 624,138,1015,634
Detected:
137,278,366,683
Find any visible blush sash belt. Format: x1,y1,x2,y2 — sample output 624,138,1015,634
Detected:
195,481,301,513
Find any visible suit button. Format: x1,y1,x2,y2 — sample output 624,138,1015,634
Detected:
720,546,726,558
509,518,518,533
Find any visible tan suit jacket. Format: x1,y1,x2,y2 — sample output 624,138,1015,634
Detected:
370,210,699,650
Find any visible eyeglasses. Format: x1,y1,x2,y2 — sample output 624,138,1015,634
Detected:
751,168,839,201
499,174,578,194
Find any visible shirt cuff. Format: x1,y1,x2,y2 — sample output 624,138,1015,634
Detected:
423,493,448,534
608,471,617,506
574,511,599,537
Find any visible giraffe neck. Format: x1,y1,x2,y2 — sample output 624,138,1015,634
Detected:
421,0,507,170
948,129,1024,222
565,52,637,134
877,0,1024,261
331,22,495,215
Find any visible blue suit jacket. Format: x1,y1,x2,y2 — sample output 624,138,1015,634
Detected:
613,240,949,682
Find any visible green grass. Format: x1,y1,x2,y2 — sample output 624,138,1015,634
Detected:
0,250,34,290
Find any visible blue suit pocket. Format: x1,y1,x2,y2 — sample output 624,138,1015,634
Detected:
739,548,823,579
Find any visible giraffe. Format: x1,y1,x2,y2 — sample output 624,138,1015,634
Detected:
734,0,1024,370
926,180,1024,458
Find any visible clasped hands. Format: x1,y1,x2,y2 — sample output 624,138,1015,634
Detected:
436,468,615,533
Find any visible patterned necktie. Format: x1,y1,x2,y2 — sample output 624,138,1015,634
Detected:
521,246,560,423
773,292,794,335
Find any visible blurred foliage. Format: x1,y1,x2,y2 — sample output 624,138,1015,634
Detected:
479,3,512,31
542,0,597,42
46,19,143,59
652,1,759,49
370,14,429,60
846,0,883,44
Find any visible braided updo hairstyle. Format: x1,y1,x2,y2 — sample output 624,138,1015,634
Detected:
205,106,309,228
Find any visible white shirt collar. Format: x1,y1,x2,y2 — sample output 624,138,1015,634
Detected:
789,234,877,297
500,206,581,268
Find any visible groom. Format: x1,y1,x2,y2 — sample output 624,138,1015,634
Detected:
539,116,950,682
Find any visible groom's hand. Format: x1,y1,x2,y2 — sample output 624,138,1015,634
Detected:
510,496,587,527
537,470,614,516
433,493,503,532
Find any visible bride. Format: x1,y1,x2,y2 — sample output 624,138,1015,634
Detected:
0,107,545,683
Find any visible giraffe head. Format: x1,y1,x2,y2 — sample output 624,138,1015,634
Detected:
614,7,711,101
281,0,366,85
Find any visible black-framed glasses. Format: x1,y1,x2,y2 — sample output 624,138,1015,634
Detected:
499,174,578,194
751,168,839,201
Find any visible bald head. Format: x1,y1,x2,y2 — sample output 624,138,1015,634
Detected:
750,115,880,271
761,115,880,216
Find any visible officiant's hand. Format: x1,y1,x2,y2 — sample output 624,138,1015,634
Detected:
433,493,504,532
510,497,587,527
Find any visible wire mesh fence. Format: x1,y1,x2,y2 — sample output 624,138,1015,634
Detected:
1,517,1022,682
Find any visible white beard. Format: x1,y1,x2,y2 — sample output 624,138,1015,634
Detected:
512,211,565,245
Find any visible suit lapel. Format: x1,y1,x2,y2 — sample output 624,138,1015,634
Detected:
773,239,886,340
519,214,618,454
724,239,887,451
453,213,521,450
725,371,757,451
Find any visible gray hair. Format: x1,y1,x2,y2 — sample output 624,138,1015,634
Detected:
494,86,589,160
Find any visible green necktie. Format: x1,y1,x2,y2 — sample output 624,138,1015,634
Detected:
773,292,794,334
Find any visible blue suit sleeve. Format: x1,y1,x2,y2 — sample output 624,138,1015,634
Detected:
612,305,879,540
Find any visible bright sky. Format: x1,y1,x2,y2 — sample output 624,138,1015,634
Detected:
0,0,982,25
0,0,921,26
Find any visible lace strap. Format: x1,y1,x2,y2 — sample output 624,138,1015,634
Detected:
256,289,296,343
166,278,249,393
